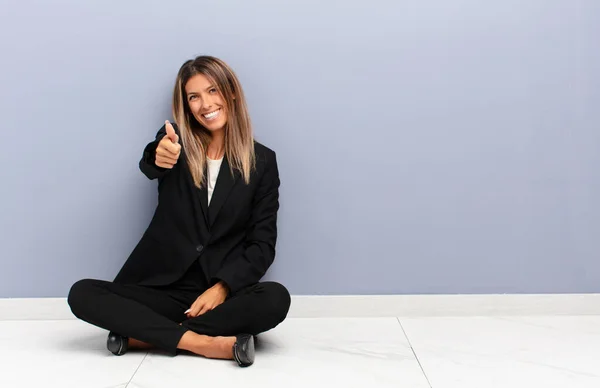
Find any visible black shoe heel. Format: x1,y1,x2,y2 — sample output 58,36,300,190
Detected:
233,334,255,367
107,331,129,356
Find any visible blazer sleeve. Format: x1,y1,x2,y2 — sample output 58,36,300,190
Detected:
139,123,176,180
212,150,280,294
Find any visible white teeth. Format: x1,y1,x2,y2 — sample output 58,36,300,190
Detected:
203,109,220,120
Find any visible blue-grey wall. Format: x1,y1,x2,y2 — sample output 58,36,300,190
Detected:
1,0,598,297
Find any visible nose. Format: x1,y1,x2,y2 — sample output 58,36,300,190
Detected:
202,95,215,111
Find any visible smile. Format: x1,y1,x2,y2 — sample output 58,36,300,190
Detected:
202,108,221,121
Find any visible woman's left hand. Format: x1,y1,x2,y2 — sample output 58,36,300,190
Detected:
184,282,229,318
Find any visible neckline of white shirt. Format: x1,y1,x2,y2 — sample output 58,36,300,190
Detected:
207,156,224,162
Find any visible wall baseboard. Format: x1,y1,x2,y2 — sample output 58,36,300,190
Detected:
1,294,599,320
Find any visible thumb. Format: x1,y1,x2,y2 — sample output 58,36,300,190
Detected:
165,120,179,144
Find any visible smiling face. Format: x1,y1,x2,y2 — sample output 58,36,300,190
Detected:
185,73,228,133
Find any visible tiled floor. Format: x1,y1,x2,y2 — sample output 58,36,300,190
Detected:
1,316,599,387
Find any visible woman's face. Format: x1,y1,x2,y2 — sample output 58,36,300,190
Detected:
185,73,228,132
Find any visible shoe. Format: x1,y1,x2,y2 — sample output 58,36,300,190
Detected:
107,331,129,356
232,334,255,367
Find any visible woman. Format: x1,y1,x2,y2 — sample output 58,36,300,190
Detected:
68,55,291,367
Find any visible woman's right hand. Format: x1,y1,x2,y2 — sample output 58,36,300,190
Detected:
155,120,181,169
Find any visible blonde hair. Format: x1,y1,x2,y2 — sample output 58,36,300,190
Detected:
172,56,256,188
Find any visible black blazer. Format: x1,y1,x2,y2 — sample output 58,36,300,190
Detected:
113,123,280,294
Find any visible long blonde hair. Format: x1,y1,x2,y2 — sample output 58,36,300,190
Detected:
172,56,256,188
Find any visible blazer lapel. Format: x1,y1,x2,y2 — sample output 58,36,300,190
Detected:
181,143,210,227
196,167,210,227
208,155,237,227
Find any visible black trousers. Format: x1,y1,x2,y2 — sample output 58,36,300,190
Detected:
67,260,291,356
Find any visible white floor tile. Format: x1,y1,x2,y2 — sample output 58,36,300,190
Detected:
128,318,430,388
401,315,600,388
6,315,597,387
0,320,146,388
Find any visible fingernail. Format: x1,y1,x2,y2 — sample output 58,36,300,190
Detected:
184,309,190,313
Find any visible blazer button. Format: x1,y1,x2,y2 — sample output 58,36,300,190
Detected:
196,245,204,252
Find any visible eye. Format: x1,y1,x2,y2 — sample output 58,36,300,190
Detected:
188,95,197,101
209,88,217,94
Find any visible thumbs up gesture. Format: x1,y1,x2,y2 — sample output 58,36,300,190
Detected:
155,120,182,169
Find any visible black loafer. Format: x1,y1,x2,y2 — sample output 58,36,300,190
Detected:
233,334,255,367
107,331,129,356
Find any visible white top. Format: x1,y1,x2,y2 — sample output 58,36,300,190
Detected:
206,156,223,205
